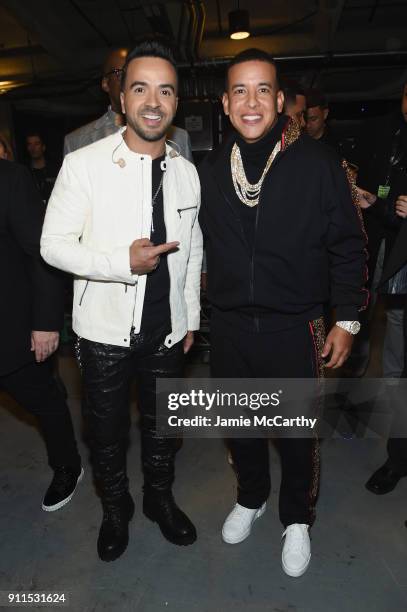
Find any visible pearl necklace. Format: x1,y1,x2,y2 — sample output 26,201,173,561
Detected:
230,140,281,207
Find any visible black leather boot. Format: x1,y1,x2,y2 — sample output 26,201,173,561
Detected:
365,462,407,495
143,490,197,546
97,492,135,562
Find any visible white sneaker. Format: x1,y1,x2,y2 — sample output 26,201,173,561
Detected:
222,502,266,544
281,523,311,577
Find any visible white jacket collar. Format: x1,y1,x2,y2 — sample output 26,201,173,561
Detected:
114,127,180,162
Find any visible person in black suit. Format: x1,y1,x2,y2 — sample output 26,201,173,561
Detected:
357,189,407,493
369,214,407,493
305,88,342,155
0,158,82,511
350,82,407,378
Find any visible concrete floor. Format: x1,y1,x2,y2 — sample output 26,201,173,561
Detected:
1,304,406,612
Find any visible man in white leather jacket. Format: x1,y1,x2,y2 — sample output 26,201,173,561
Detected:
41,38,202,562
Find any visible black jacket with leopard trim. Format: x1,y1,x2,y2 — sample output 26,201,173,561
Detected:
199,116,368,332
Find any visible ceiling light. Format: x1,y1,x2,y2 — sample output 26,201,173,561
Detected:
229,9,250,40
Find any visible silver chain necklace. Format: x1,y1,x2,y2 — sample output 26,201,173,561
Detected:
150,173,164,234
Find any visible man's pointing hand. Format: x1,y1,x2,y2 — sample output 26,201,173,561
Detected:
129,238,179,275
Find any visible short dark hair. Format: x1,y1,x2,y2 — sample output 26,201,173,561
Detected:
305,88,328,110
225,48,279,90
280,78,305,108
25,130,45,144
120,37,178,91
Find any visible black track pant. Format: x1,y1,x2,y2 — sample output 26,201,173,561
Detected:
210,311,324,527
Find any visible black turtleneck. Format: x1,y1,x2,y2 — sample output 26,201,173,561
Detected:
234,115,287,249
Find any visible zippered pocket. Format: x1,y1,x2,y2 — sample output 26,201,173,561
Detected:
177,205,198,218
79,280,89,306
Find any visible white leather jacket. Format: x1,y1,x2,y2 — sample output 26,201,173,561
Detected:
41,129,202,348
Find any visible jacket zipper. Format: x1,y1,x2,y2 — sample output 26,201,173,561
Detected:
79,280,89,306
163,167,173,342
251,196,261,332
216,183,252,312
216,185,250,251
250,147,288,332
215,174,264,332
210,135,293,332
131,161,145,335
177,205,197,218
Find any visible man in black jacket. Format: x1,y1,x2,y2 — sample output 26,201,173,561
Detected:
357,189,407,494
305,88,341,155
350,82,407,379
0,159,82,511
199,49,367,578
373,217,407,492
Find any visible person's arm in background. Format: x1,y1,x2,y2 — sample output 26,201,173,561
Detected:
9,164,65,361
357,188,407,227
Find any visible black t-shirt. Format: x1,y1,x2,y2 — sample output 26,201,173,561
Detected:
318,127,342,158
29,161,59,205
140,155,171,333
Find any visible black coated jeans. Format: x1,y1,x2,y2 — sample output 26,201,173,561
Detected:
0,360,81,471
76,327,184,508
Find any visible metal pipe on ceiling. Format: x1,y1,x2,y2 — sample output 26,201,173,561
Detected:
174,1,206,64
68,0,112,47
114,0,133,44
215,0,223,35
177,1,188,52
177,48,407,69
193,1,206,62
188,1,198,63
0,44,47,59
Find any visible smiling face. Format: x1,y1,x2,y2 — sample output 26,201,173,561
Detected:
222,60,284,144
120,56,178,147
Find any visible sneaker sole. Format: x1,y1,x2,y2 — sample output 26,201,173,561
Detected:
222,503,266,544
282,553,311,578
42,468,84,512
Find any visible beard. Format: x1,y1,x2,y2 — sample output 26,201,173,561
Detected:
126,110,173,143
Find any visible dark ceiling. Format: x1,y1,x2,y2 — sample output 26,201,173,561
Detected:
0,0,406,115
